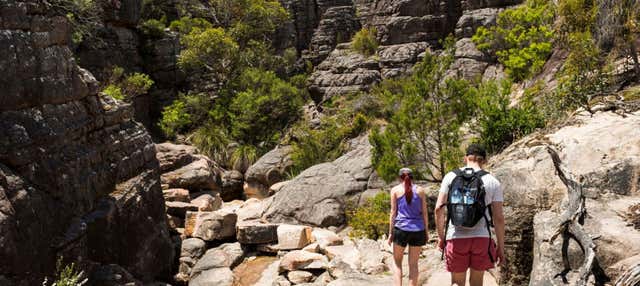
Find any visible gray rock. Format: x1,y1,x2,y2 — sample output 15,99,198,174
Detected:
191,243,245,277
454,8,502,38
190,193,222,212
236,221,279,244
264,136,373,227
166,201,199,217
189,267,234,286
357,239,387,275
279,250,329,272
244,146,294,199
288,270,314,284
221,170,244,201
303,6,361,65
181,238,207,260
185,210,238,241
163,188,190,202
156,143,199,173
161,158,221,192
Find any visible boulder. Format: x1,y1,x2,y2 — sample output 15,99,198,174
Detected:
161,158,221,191
357,239,387,275
166,201,199,217
489,110,640,285
323,245,362,271
276,224,314,250
190,193,222,212
269,180,290,194
236,221,279,244
163,188,190,202
264,136,374,227
302,5,361,65
155,143,199,173
221,170,244,201
312,228,343,248
236,198,270,222
176,238,207,280
287,270,314,284
244,146,294,199
185,209,237,241
327,257,357,279
279,250,329,272
191,243,245,277
302,243,320,253
189,267,234,286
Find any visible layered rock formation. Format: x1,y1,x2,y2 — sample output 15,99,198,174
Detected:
0,0,173,284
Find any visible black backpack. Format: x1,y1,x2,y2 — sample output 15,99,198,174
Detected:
442,168,494,262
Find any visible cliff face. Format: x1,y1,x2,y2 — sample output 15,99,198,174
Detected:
0,0,174,284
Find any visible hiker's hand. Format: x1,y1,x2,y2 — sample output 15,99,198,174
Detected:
496,247,505,266
387,235,393,246
438,238,445,250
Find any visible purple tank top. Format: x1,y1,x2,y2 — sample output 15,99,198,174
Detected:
394,185,425,231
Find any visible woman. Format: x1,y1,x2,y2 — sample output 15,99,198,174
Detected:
388,168,429,286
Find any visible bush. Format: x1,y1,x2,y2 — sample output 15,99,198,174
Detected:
49,0,103,46
351,27,379,56
474,80,545,154
178,27,240,83
370,41,473,183
159,100,192,138
43,257,84,286
140,19,167,38
347,191,391,239
472,0,554,81
169,17,212,34
101,67,154,101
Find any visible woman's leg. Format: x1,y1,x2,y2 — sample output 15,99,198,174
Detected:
393,243,406,286
408,246,421,286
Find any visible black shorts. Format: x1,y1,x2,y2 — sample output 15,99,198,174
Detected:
393,227,427,247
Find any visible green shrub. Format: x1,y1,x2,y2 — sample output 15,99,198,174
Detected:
347,191,391,239
140,19,167,38
102,84,125,101
472,0,554,81
191,123,231,164
43,257,84,286
50,0,103,46
178,27,240,82
474,80,545,154
159,100,192,138
370,41,473,183
169,17,212,34
101,68,154,101
351,27,379,56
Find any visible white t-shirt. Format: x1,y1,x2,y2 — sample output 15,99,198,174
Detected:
439,167,503,240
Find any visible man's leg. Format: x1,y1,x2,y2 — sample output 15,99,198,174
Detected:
393,243,406,286
408,246,421,286
469,269,484,286
451,271,467,286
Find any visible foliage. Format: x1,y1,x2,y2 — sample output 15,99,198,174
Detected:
42,257,84,286
347,191,391,240
229,69,304,146
555,0,596,43
140,19,167,38
169,17,212,34
370,40,474,183
351,27,379,56
159,100,192,138
208,0,289,46
49,0,103,47
101,67,154,101
472,0,554,81
474,80,545,154
554,32,612,113
178,27,239,84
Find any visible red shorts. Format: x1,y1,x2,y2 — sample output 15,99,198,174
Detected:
445,237,496,272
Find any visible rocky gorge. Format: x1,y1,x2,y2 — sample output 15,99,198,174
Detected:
2,0,640,285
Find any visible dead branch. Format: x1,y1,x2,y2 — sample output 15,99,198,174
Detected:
615,263,640,286
546,146,610,285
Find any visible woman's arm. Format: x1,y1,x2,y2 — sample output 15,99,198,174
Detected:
419,187,430,241
434,191,448,249
387,188,398,245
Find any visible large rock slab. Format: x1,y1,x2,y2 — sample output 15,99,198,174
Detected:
264,136,374,227
0,2,173,283
488,110,640,285
156,143,199,173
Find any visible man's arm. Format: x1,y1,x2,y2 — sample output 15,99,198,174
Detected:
387,189,398,245
491,202,506,265
434,191,448,248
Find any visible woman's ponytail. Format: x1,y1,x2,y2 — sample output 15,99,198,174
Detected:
401,173,413,204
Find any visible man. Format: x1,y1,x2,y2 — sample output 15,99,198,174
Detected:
434,144,505,286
